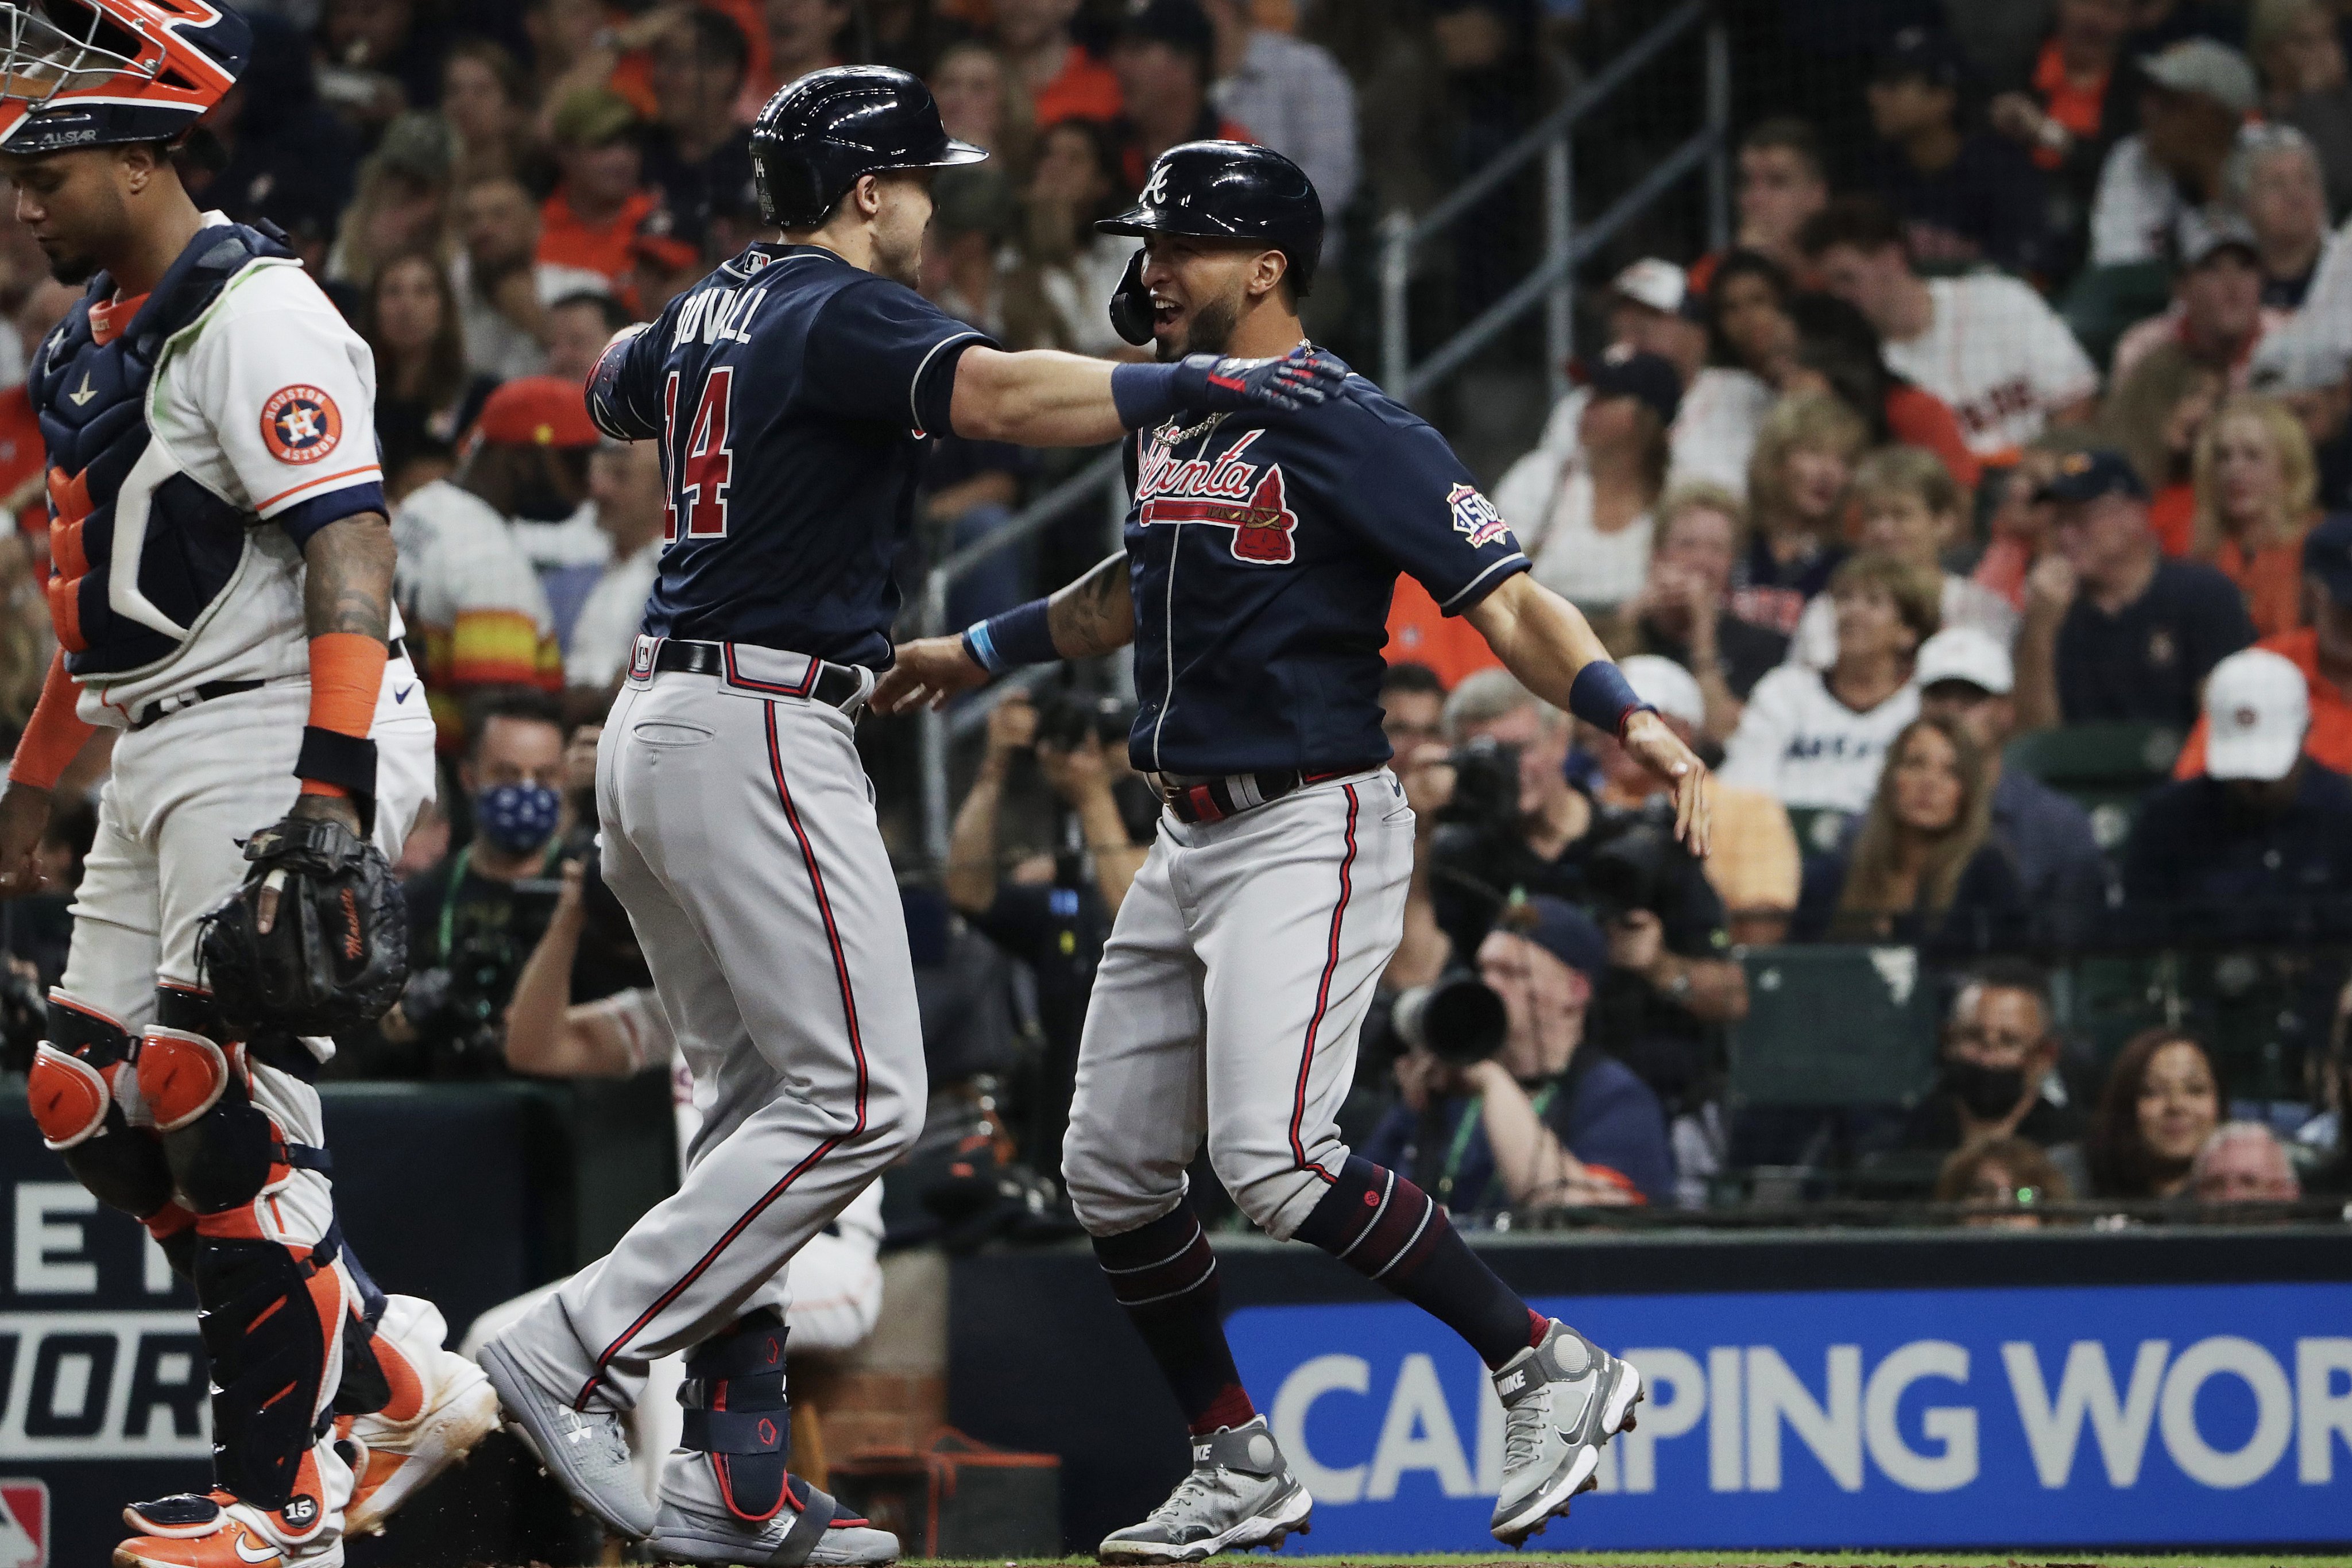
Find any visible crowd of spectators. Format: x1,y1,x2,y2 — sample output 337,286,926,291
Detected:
0,0,2344,1242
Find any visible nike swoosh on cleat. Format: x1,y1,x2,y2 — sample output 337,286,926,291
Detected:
233,1536,281,1563
393,683,415,702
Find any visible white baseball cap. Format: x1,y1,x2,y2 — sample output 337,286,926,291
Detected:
1915,627,2014,696
1611,258,1686,316
2204,648,2309,782
1620,655,1704,728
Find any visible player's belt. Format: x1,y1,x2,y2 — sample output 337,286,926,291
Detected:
645,638,868,713
126,637,412,731
1153,765,1365,826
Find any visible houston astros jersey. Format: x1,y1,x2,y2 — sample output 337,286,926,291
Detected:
28,212,392,725
1123,363,1529,777
588,242,995,669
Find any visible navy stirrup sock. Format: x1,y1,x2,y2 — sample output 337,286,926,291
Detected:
1293,1156,1542,1370
1093,1203,1258,1435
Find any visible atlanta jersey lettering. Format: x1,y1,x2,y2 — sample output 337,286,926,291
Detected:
588,242,994,667
1124,360,1528,776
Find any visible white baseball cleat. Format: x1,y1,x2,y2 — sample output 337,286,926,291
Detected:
1096,1417,1312,1563
1489,1318,1643,1545
343,1296,501,1536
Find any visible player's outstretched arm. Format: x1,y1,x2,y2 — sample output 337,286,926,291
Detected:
949,343,1345,448
874,550,1136,714
1466,572,1713,856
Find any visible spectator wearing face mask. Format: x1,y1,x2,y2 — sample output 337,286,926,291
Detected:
381,694,572,1071
1898,962,2090,1193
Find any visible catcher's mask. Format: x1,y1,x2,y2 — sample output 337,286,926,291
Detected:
0,0,247,156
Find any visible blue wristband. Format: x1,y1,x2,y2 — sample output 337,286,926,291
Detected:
966,598,1058,673
1567,661,1655,737
1110,361,1183,429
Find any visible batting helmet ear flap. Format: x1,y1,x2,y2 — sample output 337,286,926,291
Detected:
1109,247,1155,347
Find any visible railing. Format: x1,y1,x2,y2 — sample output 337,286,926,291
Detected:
1378,0,1731,409
910,3,1732,864
915,449,1128,865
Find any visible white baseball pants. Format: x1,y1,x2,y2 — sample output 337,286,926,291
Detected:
496,660,924,1414
1062,768,1414,1241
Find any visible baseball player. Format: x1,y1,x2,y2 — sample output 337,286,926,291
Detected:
0,4,493,1563
880,141,1712,1557
476,65,1344,1568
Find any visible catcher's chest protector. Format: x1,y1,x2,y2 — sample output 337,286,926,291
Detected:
30,223,291,677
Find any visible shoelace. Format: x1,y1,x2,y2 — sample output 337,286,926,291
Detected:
1148,1464,1232,1527
1499,1396,1550,1472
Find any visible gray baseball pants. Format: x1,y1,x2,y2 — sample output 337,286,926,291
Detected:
493,645,923,1414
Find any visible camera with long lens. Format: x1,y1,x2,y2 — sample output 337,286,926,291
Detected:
1391,967,1508,1067
1428,736,1526,912
1583,799,1677,924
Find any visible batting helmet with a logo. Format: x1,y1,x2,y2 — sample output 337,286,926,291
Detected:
749,64,985,230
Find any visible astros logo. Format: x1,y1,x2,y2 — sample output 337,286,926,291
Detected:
260,384,342,464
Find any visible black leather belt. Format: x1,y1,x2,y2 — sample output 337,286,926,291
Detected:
651,638,867,712
1159,765,1368,825
128,638,411,731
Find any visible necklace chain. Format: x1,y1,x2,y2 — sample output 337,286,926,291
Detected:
1154,410,1228,450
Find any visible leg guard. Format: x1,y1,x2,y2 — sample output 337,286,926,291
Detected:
678,1308,791,1523
140,990,328,1217
29,993,175,1220
195,1233,346,1512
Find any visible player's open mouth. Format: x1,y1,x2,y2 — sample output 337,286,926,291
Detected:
1152,297,1182,330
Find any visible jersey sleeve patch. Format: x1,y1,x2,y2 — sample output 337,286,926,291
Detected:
1446,482,1512,548
259,385,345,465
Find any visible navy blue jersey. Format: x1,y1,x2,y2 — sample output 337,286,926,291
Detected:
593,243,995,667
1125,363,1529,776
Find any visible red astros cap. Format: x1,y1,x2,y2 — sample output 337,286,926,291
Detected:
471,377,601,450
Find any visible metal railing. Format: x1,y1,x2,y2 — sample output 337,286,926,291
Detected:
1379,0,1731,409
910,3,1732,864
916,448,1128,865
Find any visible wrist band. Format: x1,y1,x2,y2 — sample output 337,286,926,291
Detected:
1110,362,1182,430
1567,660,1654,737
967,598,1057,672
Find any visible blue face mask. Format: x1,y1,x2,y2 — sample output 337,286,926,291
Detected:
476,781,561,856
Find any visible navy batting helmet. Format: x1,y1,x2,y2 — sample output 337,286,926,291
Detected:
1097,141,1324,297
749,65,985,230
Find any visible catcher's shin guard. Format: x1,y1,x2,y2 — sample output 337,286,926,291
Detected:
141,989,328,1217
26,991,176,1219
679,1308,792,1522
196,1233,349,1512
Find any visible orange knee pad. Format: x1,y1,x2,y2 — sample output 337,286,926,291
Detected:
136,1028,238,1133
28,1043,110,1149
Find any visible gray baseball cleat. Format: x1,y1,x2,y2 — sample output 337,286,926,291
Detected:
1097,1417,1312,1563
1490,1319,1643,1545
474,1337,656,1541
648,1455,899,1566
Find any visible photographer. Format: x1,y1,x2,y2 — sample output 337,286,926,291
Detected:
1405,669,1744,1110
382,691,570,1073
1364,897,1673,1210
947,687,1150,1176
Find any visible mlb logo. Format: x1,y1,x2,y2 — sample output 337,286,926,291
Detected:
0,1480,48,1567
630,637,659,681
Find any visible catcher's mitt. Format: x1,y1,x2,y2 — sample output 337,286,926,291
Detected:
199,816,408,1035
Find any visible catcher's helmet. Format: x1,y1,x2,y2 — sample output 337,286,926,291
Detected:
1097,140,1324,297
749,64,985,229
0,0,247,154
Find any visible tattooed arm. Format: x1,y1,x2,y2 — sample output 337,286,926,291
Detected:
1045,551,1135,659
872,551,1136,714
291,512,396,831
